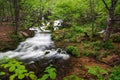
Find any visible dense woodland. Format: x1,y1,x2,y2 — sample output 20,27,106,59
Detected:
0,0,120,80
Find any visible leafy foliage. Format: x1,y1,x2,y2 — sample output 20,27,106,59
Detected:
0,58,37,80
0,72,5,76
38,64,57,80
87,65,108,80
102,41,114,50
91,40,114,50
109,66,120,80
66,46,80,57
11,32,25,42
111,33,120,42
63,75,82,80
0,58,58,80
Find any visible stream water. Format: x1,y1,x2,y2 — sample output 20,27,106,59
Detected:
0,28,69,64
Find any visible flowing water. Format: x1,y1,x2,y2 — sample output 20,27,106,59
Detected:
0,28,69,64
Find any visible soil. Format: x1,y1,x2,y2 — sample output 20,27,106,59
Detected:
0,25,15,41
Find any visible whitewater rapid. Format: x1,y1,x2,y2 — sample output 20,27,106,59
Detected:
0,28,69,63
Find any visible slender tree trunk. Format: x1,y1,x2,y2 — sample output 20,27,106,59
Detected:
2,3,5,21
9,0,14,22
103,11,113,41
90,0,95,37
13,0,20,34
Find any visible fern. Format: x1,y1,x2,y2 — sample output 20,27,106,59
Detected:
87,65,108,80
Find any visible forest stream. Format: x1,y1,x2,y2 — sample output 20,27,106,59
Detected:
0,28,69,64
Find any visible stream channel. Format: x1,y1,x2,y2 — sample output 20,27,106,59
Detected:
0,27,70,64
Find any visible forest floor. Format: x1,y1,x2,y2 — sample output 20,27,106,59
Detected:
0,23,15,41
54,41,113,79
0,23,17,51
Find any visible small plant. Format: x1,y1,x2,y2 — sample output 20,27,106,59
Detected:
74,26,84,33
63,75,82,80
38,64,57,80
102,40,114,50
11,32,25,42
108,66,120,80
51,32,63,41
66,46,80,57
90,41,102,50
91,41,114,50
87,65,108,80
0,58,37,80
111,33,120,42
82,50,98,58
0,71,5,76
102,52,109,57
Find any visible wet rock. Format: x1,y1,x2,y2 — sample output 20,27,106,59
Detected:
57,48,62,53
20,30,34,37
44,50,50,55
20,31,29,37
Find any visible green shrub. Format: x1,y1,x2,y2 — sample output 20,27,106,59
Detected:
102,41,114,50
51,33,63,41
0,58,37,80
38,65,57,80
90,41,102,50
102,52,109,57
111,33,120,42
64,31,73,39
64,75,82,80
70,36,76,42
87,66,108,80
91,41,114,50
66,46,80,57
0,58,57,80
108,66,120,80
11,32,25,42
74,27,84,33
82,50,99,58
91,41,101,47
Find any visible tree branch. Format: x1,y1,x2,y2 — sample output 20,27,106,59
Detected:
111,0,118,8
102,0,110,11
113,19,120,21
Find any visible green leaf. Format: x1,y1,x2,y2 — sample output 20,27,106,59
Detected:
29,74,37,80
29,71,35,74
18,74,25,79
9,74,17,80
18,65,25,69
38,74,49,80
0,72,5,76
15,69,25,74
9,66,16,72
49,72,56,79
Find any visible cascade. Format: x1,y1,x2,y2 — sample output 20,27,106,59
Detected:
0,28,69,63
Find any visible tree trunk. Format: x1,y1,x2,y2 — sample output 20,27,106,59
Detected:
102,0,118,42
13,0,20,34
90,0,96,37
103,11,113,42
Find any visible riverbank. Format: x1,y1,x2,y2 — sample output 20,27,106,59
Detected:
0,25,34,51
